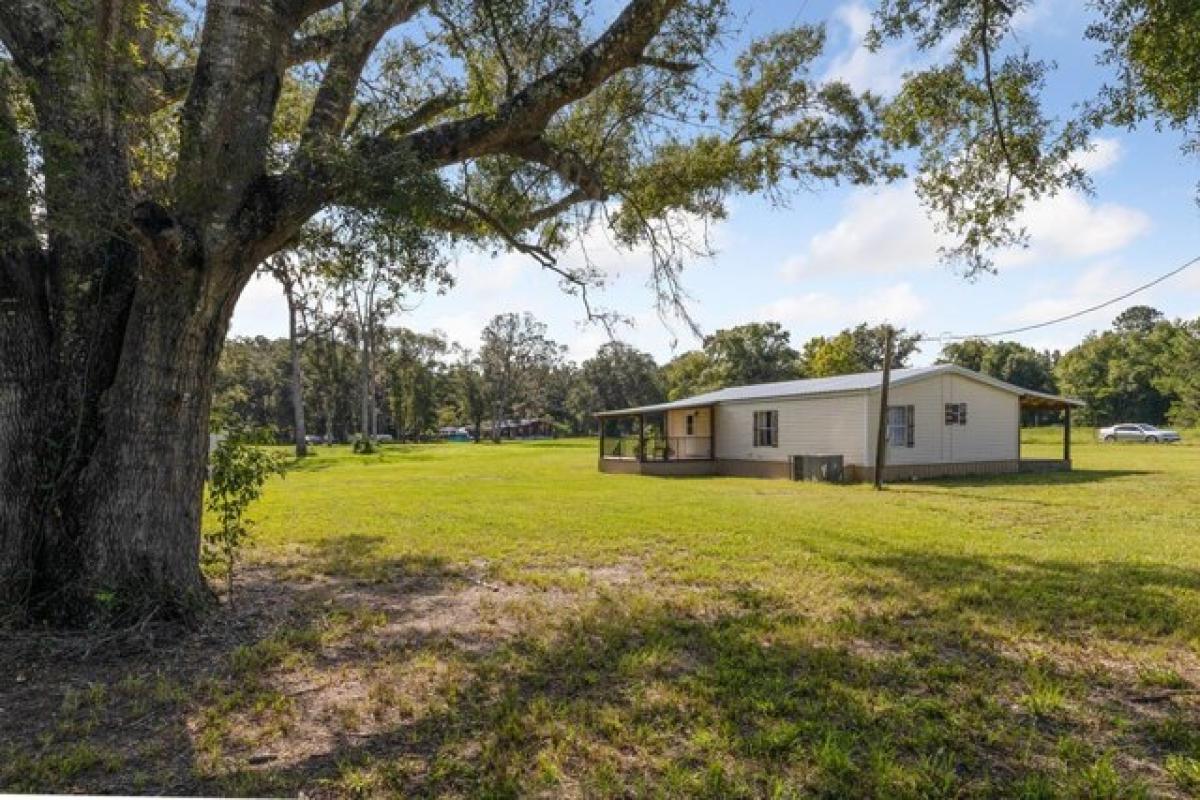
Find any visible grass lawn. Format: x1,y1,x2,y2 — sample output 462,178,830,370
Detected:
4,429,1200,797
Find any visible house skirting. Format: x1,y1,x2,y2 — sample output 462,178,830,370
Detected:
600,457,1071,482
597,458,717,476
597,459,792,478
714,459,793,479
1018,458,1072,474
847,459,1070,482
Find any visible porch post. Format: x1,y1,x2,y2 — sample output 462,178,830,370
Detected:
1063,405,1072,463
638,413,646,462
709,404,716,460
599,416,605,459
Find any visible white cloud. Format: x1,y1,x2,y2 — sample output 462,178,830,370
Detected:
1006,263,1121,325
995,191,1151,268
448,250,528,295
822,3,918,96
781,184,949,279
1070,137,1122,174
784,174,1151,280
759,282,928,331
425,310,489,352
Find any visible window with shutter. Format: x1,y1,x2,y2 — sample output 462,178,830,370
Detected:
944,403,968,426
752,411,778,447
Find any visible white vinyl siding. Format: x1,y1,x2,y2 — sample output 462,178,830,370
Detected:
867,373,1018,465
665,407,713,459
666,407,711,438
714,394,869,464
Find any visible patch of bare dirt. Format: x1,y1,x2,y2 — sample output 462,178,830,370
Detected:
0,558,638,795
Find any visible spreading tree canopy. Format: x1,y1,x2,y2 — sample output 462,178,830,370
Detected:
0,0,897,622
874,0,1199,274
2,0,1195,624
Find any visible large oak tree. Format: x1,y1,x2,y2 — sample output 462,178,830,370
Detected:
0,0,891,622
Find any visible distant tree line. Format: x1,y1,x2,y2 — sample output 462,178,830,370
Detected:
214,304,1200,447
937,306,1200,428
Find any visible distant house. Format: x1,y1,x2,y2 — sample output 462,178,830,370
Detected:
596,365,1083,482
439,426,473,442
478,418,557,439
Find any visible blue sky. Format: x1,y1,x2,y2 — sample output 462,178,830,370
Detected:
230,0,1200,366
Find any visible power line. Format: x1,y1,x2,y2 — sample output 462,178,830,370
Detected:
919,253,1200,345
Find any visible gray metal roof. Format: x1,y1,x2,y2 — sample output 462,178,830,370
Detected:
596,364,1083,417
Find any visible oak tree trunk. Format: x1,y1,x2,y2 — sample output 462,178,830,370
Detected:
0,240,235,623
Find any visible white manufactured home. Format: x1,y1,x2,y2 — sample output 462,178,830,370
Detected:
596,364,1084,481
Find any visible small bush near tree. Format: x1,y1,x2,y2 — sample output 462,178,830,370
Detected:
203,440,288,608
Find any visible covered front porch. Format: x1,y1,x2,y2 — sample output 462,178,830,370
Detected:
597,404,716,474
1017,393,1081,473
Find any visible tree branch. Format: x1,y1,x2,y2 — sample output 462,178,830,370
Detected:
260,0,678,264
176,0,299,225
129,63,192,113
384,0,683,167
289,28,343,65
481,0,518,96
980,0,1017,197
636,56,698,73
433,187,588,238
133,25,354,115
450,197,556,267
295,0,426,164
0,1,64,74
506,138,608,200
379,92,465,138
450,196,613,330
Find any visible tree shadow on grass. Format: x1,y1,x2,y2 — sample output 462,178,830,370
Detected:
0,552,458,796
286,447,446,474
208,584,1195,798
829,541,1200,643
293,534,452,582
918,468,1153,488
7,527,1200,798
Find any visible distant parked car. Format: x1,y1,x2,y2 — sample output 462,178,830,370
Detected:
374,433,395,443
1097,423,1182,443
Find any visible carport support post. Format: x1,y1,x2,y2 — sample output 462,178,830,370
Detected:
1063,406,1072,464
873,327,895,490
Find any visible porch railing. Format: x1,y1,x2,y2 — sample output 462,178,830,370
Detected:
601,436,712,461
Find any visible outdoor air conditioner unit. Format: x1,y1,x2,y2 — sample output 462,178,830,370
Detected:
790,454,844,483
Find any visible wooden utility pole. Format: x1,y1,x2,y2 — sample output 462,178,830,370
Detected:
873,326,895,490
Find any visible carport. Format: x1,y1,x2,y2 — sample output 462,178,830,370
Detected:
1017,391,1086,473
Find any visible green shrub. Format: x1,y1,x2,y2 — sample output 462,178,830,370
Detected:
203,439,287,607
